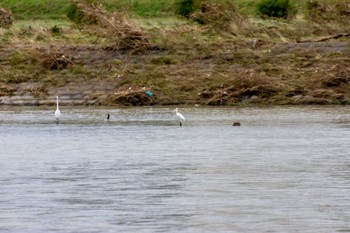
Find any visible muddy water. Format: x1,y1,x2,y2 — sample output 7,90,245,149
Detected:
0,106,349,233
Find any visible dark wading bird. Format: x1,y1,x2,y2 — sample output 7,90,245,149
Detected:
107,113,110,120
232,122,241,126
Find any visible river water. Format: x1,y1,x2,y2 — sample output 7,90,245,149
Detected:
0,106,349,233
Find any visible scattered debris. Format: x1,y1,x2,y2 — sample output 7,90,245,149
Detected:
41,53,74,70
111,90,157,106
68,0,150,53
190,1,246,32
0,7,13,29
251,38,263,49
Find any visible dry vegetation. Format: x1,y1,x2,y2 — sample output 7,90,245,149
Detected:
67,1,151,52
0,0,349,106
0,6,13,28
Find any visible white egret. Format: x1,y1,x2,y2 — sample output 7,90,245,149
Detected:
55,96,61,123
174,108,185,127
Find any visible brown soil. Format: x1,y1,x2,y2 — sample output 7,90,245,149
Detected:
0,40,349,106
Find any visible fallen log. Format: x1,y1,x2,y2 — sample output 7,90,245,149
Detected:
297,33,350,43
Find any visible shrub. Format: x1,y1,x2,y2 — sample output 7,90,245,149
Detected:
50,25,61,35
335,2,350,16
67,2,98,24
305,0,349,21
176,0,196,18
191,3,228,25
182,1,246,33
305,0,327,19
257,0,295,18
67,3,84,23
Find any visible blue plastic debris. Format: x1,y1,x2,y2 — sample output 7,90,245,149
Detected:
145,91,153,97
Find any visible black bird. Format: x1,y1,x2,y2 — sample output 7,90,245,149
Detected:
107,113,110,120
232,122,241,126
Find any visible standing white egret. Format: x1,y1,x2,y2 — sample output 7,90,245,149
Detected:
55,96,61,123
174,108,185,127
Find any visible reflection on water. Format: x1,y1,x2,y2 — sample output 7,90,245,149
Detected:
0,106,350,233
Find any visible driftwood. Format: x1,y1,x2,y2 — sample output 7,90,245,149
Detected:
297,33,350,43
41,54,74,70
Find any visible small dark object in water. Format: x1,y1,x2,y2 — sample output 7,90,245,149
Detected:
107,113,110,120
232,122,241,126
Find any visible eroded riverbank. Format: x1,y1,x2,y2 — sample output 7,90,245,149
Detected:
1,41,349,106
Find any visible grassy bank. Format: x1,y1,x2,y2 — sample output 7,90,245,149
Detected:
0,0,349,106
2,0,349,19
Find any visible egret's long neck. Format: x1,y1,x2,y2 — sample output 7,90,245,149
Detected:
56,97,59,110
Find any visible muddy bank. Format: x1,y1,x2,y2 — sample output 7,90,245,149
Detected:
0,41,349,106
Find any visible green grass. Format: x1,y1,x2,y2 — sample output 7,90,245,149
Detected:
1,19,96,44
1,0,70,20
104,0,178,17
1,0,179,19
1,0,347,20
